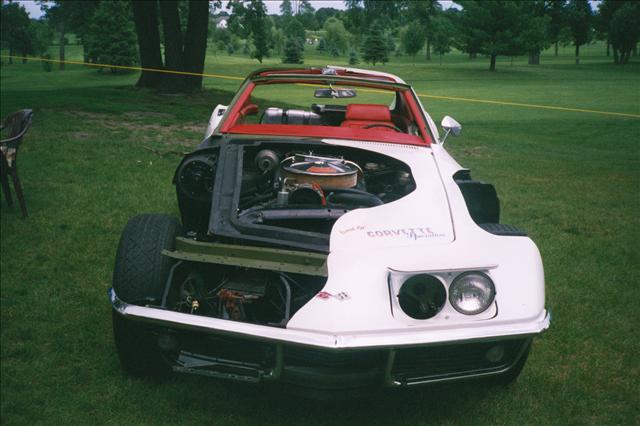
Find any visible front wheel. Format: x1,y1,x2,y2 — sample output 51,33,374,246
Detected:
112,214,181,375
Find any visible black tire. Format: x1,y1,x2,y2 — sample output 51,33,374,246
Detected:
491,340,531,385
113,214,181,304
112,213,181,376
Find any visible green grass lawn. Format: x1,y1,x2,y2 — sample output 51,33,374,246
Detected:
1,44,639,425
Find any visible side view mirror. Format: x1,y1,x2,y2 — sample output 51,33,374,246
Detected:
440,116,461,144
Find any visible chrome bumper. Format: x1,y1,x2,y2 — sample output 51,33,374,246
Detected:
109,288,550,350
110,288,550,388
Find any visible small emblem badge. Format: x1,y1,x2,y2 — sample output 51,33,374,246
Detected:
316,291,350,301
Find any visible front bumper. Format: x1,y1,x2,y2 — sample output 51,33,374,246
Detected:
109,289,550,389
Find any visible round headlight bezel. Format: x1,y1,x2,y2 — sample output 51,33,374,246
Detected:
448,271,496,315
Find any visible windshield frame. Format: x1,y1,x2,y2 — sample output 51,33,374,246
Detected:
218,75,433,146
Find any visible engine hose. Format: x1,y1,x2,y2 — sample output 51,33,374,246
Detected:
278,275,292,323
326,188,384,207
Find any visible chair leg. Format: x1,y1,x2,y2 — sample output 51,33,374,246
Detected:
0,155,13,206
0,171,12,206
9,169,27,218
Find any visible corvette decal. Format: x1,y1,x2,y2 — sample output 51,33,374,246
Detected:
366,227,446,240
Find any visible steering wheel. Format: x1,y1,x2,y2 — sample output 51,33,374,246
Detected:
363,123,403,132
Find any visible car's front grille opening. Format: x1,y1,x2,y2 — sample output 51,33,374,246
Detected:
392,339,528,382
175,332,278,368
284,346,388,370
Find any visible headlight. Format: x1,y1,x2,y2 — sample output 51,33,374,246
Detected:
449,271,496,315
397,274,447,320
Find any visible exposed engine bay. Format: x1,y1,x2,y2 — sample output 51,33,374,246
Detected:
165,261,326,328
169,139,416,327
175,140,416,252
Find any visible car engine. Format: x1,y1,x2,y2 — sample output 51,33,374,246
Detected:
170,141,416,327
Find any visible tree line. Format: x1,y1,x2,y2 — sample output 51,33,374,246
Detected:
1,0,638,91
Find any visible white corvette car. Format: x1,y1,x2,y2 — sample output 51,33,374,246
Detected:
109,66,550,394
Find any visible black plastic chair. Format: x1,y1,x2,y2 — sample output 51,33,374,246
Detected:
1,109,33,218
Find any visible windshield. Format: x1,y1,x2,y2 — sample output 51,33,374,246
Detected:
220,79,432,145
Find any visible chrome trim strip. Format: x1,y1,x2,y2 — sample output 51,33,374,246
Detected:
388,265,498,274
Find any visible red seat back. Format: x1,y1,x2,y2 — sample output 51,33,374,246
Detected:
341,104,395,131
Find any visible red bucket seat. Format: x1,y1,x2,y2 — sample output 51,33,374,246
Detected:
341,104,395,131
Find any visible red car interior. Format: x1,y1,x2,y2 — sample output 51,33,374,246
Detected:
220,79,432,146
340,104,396,131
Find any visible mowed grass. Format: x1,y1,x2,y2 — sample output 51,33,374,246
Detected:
1,43,639,425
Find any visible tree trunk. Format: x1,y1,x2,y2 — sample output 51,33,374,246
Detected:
160,1,185,91
489,53,497,71
59,23,65,70
181,0,209,91
575,44,580,65
633,44,637,57
132,0,164,88
554,41,558,56
425,37,431,60
613,48,619,64
606,41,610,57
528,52,540,65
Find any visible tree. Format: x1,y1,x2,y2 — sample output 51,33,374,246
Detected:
566,0,592,64
401,22,425,64
521,1,550,65
406,0,441,60
280,0,293,17
599,0,640,63
84,0,137,71
317,38,326,51
297,0,317,30
386,33,396,55
345,0,403,47
430,15,455,65
131,1,163,88
323,17,348,54
349,49,359,65
362,23,388,65
0,3,31,64
456,1,531,71
131,0,211,91
244,0,269,63
284,17,305,44
39,1,100,68
609,1,640,64
270,26,285,55
282,36,303,64
315,7,340,27
546,0,567,57
210,26,231,47
39,1,68,69
28,20,54,57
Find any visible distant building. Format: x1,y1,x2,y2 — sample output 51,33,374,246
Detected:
214,17,228,29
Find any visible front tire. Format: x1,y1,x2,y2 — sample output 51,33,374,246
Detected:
112,214,181,375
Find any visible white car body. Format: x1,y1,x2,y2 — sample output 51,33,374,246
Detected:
110,67,550,392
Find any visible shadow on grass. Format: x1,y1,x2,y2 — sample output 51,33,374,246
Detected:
145,373,506,425
0,85,237,123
